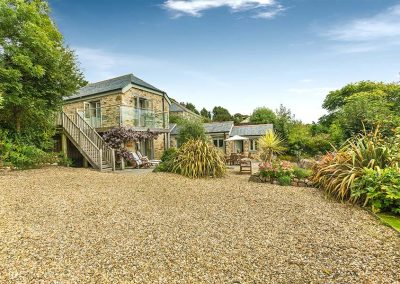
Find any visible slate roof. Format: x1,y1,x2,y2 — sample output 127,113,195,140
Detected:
65,74,165,101
169,121,233,136
231,124,273,136
203,121,234,134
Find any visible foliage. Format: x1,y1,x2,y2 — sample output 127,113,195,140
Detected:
0,0,85,146
57,152,73,167
200,107,211,120
177,118,207,145
322,81,400,140
154,148,178,173
293,167,312,179
287,123,332,159
180,102,199,114
169,114,183,124
277,175,292,186
161,147,177,162
233,113,248,124
170,139,226,178
103,127,160,160
312,129,398,201
212,106,232,122
274,105,296,141
259,161,293,179
249,107,276,124
258,131,286,162
352,167,400,214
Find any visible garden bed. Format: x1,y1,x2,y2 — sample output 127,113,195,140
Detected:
249,171,314,187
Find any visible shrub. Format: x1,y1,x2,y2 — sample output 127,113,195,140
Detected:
259,160,293,179
258,131,286,162
278,175,291,186
8,145,55,169
352,167,400,214
154,148,178,173
171,139,225,178
313,129,398,201
57,152,73,167
161,147,177,162
293,167,312,179
177,119,207,146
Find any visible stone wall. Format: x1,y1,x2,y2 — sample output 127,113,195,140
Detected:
249,172,314,187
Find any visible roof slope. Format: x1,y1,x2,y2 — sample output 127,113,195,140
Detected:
203,121,234,133
231,124,273,136
65,74,165,101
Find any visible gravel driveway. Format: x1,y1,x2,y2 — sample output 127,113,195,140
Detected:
0,167,399,283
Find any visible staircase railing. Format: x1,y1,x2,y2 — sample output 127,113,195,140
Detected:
58,111,115,171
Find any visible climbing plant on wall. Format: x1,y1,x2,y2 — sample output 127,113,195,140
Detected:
103,127,160,160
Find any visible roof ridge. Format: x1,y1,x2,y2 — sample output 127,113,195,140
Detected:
85,74,132,86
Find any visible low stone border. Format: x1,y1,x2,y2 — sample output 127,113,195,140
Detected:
249,172,314,187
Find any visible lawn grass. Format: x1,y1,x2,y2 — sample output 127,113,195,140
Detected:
377,213,400,232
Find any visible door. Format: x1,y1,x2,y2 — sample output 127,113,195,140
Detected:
235,140,244,153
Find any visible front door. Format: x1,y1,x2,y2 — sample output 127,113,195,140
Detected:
235,140,244,153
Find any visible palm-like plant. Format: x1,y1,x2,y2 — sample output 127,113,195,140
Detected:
258,131,286,162
312,128,397,201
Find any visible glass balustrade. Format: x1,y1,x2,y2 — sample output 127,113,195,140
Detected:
78,105,169,129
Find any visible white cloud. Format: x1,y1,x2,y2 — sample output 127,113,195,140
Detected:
163,0,282,18
325,4,400,42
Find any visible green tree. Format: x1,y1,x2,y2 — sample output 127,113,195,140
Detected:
274,105,295,141
338,91,398,137
212,106,232,122
249,107,276,124
177,119,207,145
323,81,400,113
233,113,248,124
180,102,199,114
200,107,212,122
0,0,85,146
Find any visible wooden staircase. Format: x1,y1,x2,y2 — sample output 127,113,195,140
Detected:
57,111,116,171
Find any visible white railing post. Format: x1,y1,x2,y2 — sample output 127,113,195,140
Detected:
111,149,116,171
98,149,103,171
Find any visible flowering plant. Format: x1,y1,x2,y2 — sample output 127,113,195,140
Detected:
259,160,294,178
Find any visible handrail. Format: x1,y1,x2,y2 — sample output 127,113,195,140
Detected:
59,111,115,171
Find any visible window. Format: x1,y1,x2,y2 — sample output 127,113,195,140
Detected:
250,139,258,151
213,139,224,148
134,97,152,109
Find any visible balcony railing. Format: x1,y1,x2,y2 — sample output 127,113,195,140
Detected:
76,105,169,130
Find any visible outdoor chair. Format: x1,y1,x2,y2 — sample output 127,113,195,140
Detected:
239,158,252,175
137,151,150,163
131,152,151,169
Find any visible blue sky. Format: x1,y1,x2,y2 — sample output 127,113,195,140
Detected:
50,0,400,122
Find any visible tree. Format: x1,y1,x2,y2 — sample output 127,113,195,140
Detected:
322,82,400,139
323,81,400,113
200,107,211,119
274,105,295,141
338,91,397,137
212,106,232,122
180,102,199,114
233,113,248,124
177,119,207,145
249,107,276,124
0,0,85,146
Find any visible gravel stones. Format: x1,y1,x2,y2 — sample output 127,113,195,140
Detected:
0,167,399,283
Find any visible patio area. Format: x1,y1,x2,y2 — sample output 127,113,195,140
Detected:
0,167,399,283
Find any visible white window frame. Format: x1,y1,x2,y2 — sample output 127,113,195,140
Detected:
250,139,258,151
213,138,224,148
